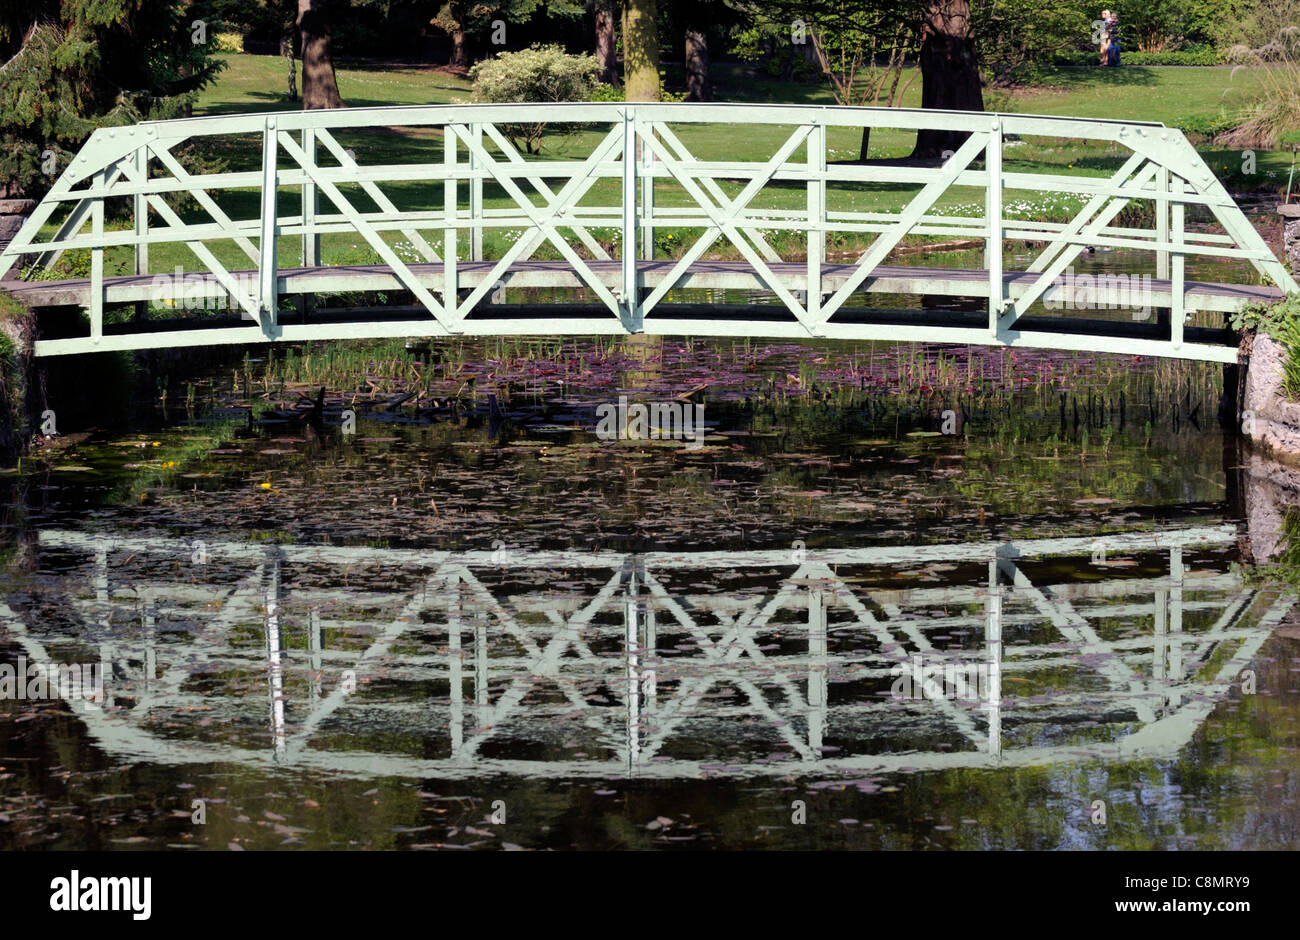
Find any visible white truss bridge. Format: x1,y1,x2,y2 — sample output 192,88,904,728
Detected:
0,525,1291,779
0,104,1293,361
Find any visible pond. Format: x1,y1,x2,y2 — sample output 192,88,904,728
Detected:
0,334,1297,850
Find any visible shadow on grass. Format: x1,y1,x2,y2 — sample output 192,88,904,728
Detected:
1031,65,1163,89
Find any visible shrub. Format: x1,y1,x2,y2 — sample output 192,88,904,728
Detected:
586,81,688,104
1232,292,1300,399
469,45,603,154
1217,26,1300,150
1050,47,1225,66
213,30,243,54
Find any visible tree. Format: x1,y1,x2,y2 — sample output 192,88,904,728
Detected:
212,0,300,100
431,1,582,71
623,0,661,101
685,28,713,100
911,0,984,159
433,0,474,69
743,1,922,159
0,0,223,199
974,0,1088,86
298,0,344,107
594,0,619,85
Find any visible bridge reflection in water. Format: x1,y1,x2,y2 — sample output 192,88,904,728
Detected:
2,526,1291,780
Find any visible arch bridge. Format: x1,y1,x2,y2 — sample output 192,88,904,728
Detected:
0,103,1293,361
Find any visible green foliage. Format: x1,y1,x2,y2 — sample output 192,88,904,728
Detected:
1232,293,1300,399
0,291,30,458
588,79,686,103
469,44,603,153
0,1,225,199
1051,46,1226,66
1170,112,1241,137
429,1,583,55
1218,23,1300,150
732,1,919,108
1243,508,1300,588
1122,0,1204,52
975,0,1091,86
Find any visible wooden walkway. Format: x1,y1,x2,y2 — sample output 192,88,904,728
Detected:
8,260,1278,361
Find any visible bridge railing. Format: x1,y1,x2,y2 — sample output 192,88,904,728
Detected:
0,103,1294,359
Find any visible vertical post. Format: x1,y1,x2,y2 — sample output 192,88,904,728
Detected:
985,587,1002,760
1153,588,1168,683
308,606,323,709
302,128,318,267
133,148,149,322
258,118,279,334
807,582,827,754
300,128,317,323
99,642,113,710
986,120,1003,338
94,538,109,611
1156,165,1169,281
265,552,286,761
139,591,156,711
90,169,105,346
95,538,111,708
449,587,463,755
807,120,826,330
644,581,656,713
1171,178,1185,349
1169,548,1183,698
622,109,639,331
444,125,459,322
474,605,488,727
640,120,654,262
625,559,640,771
469,123,483,262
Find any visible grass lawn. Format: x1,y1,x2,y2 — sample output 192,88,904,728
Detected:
22,53,1290,291
197,55,1262,128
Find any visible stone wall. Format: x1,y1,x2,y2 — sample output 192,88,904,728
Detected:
0,199,35,278
1243,331,1300,459
1281,204,1300,276
1245,451,1300,563
1241,206,1300,460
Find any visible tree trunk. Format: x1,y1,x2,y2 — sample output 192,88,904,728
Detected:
622,0,660,102
298,0,343,109
180,64,194,117
449,28,468,70
282,35,299,102
910,0,983,160
595,0,618,86
685,29,712,101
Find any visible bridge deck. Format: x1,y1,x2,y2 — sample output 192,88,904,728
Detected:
8,260,1280,311
7,261,1274,361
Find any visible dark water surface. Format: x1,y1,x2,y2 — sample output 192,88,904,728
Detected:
1,336,1297,850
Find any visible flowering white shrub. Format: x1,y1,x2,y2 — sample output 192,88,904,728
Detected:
469,44,603,154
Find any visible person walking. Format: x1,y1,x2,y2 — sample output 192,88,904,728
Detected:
1099,10,1112,66
1106,12,1121,67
